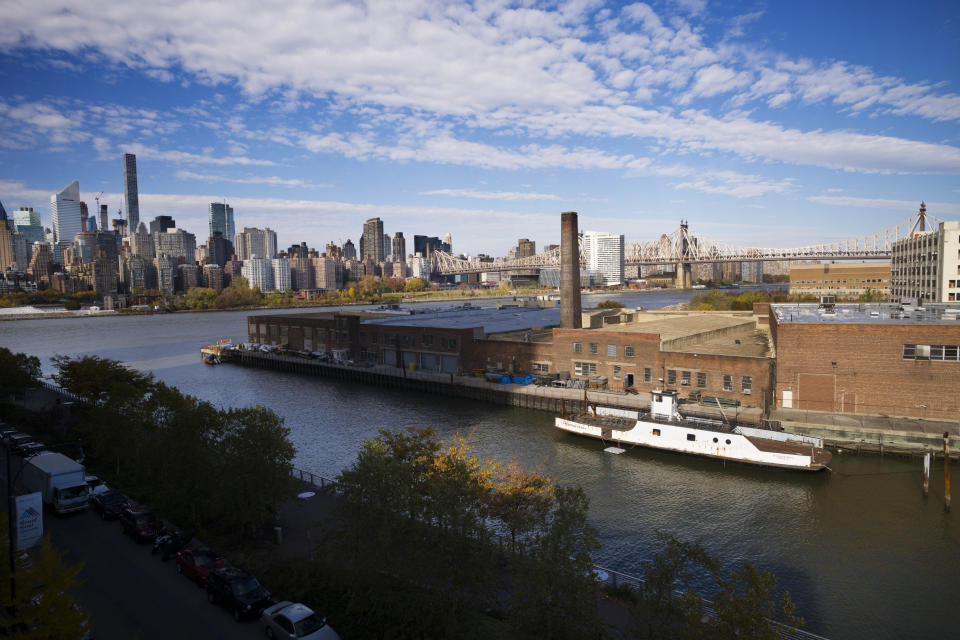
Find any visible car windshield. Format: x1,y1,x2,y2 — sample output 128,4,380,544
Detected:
294,613,326,636
193,550,217,567
135,513,156,525
59,486,88,500
102,493,125,505
231,576,261,597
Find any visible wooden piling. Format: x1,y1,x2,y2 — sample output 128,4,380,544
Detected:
945,432,951,512
922,452,930,497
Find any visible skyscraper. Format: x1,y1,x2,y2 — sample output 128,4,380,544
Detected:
122,153,140,236
234,227,276,260
392,232,406,265
208,202,235,242
343,239,356,260
51,181,83,245
99,204,109,233
149,215,175,236
362,218,384,262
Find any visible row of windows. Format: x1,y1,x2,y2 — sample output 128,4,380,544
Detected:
573,342,635,357
903,344,960,361
575,363,753,393
651,428,732,445
793,278,887,284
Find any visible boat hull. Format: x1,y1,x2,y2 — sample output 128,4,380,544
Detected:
555,416,829,472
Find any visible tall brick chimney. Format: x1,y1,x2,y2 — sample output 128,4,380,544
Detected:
560,211,582,329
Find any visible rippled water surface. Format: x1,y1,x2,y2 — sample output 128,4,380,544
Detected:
1,291,955,639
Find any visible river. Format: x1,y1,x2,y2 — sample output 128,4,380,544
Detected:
1,289,955,639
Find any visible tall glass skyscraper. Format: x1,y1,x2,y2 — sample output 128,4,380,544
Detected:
51,181,83,244
122,152,140,236
208,202,235,242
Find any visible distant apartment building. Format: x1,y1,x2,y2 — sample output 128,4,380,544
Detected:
343,239,357,260
392,232,406,266
205,232,233,267
177,263,200,291
271,257,291,292
790,262,891,298
149,215,176,236
890,218,960,303
242,256,273,292
155,255,176,295
130,223,155,258
312,256,343,291
0,224,15,270
583,230,625,286
361,218,384,262
235,227,277,261
51,181,83,245
203,264,224,291
154,228,197,263
290,255,315,290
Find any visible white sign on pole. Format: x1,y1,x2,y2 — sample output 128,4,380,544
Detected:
14,492,43,550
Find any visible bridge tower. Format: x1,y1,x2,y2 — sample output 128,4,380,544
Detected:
675,220,693,289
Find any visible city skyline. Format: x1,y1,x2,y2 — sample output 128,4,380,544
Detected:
1,1,959,255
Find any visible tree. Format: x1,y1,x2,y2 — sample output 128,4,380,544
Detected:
404,278,426,292
0,519,87,639
0,347,41,398
704,561,803,640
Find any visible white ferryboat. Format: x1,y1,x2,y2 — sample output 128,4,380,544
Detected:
555,390,831,472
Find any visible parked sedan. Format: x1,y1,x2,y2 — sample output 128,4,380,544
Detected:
90,491,128,520
176,547,225,587
206,566,272,621
119,508,160,542
262,601,340,639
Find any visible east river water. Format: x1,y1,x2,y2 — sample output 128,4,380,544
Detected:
1,290,956,639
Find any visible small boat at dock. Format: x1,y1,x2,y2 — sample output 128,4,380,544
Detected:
555,389,831,471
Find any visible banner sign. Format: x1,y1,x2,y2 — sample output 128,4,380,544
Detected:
15,492,43,550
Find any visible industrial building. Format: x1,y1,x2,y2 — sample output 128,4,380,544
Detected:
789,262,891,298
890,218,960,303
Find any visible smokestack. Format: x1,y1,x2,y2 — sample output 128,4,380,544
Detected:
560,211,582,329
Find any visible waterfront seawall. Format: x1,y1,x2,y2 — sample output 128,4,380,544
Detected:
232,350,960,457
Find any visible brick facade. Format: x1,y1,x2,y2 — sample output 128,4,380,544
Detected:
773,319,960,419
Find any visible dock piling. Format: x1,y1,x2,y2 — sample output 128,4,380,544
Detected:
945,432,951,512
922,452,930,498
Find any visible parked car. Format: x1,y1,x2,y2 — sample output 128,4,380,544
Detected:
85,475,109,496
4,433,34,452
119,508,160,542
90,491,128,520
262,601,340,639
12,441,46,457
176,547,225,587
206,566,272,621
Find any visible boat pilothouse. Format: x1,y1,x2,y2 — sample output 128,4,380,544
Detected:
555,389,831,472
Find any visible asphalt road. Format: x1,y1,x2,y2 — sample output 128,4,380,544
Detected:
3,451,265,640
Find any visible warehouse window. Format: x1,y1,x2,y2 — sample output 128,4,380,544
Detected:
643,368,652,383
532,362,550,372
697,372,707,388
607,344,617,357
667,370,676,385
723,375,733,391
613,365,622,380
422,334,433,346
590,343,599,355
574,362,597,376
681,371,691,386
573,342,582,353
625,346,635,357
742,376,752,393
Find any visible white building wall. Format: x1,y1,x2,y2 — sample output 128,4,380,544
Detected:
242,256,274,292
583,230,624,286
51,181,83,245
271,257,291,292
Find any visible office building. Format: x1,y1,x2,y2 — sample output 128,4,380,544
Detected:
0,225,14,270
362,218,384,262
343,239,356,260
122,153,140,235
51,180,83,244
890,212,960,303
99,204,109,233
205,232,233,267
130,223,155,259
209,203,235,243
583,230,625,286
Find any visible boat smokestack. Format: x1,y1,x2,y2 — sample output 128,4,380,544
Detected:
560,211,582,329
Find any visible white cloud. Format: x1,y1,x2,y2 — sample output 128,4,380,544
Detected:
420,188,561,201
174,170,328,188
124,143,275,166
807,195,960,216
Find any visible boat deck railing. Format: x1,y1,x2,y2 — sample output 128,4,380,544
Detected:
571,410,737,435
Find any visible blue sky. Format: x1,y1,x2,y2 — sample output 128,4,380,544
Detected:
1,0,958,256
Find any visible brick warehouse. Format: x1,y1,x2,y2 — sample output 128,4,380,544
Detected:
770,303,960,420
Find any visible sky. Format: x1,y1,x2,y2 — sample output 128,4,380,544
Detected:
1,0,958,256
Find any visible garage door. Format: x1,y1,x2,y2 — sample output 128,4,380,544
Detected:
402,351,419,368
383,349,397,367
798,374,834,412
440,355,458,373
421,353,438,371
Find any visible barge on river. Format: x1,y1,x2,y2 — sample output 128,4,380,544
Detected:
556,390,831,471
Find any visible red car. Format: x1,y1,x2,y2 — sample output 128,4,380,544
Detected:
176,548,225,586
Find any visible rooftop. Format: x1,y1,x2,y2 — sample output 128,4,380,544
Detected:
361,306,561,335
591,311,755,341
772,303,960,326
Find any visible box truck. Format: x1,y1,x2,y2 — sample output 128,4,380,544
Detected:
21,452,89,514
